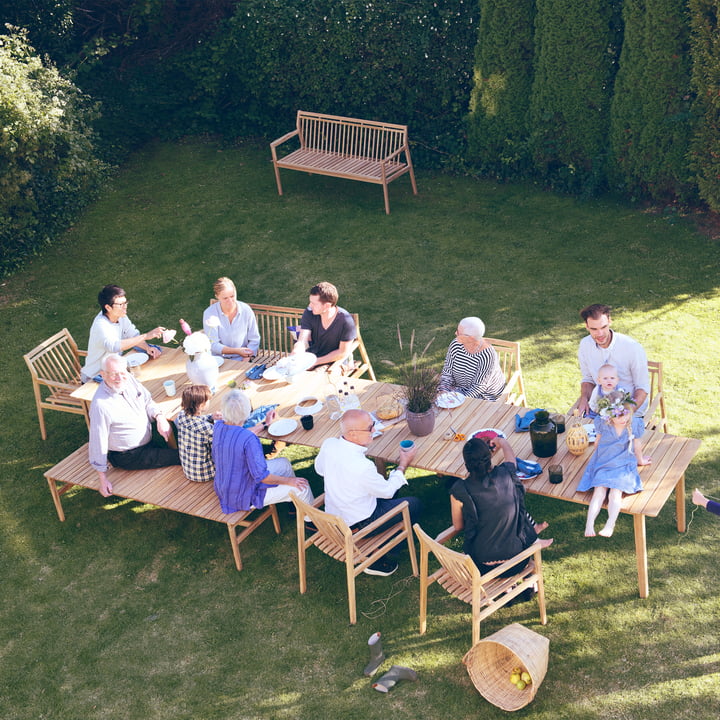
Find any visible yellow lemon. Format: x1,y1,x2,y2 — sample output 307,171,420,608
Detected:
515,680,526,691
521,671,532,684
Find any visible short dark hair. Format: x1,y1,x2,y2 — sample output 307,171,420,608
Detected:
580,303,612,323
98,284,125,315
181,385,213,416
309,281,338,306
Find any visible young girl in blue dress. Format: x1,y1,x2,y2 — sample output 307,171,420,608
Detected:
577,390,645,537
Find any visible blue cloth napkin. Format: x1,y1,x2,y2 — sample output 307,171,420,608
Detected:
515,408,544,432
243,404,278,428
516,458,542,479
245,363,266,380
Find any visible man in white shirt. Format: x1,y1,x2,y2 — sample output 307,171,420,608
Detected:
89,354,179,497
576,303,650,417
314,409,422,576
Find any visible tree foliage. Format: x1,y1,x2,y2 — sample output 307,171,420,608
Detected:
465,0,536,179
0,28,107,277
609,0,694,203
688,0,720,211
529,0,624,194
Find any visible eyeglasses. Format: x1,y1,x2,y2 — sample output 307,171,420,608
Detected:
352,423,375,434
112,300,129,307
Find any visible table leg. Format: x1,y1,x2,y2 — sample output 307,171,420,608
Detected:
675,473,686,533
633,514,649,598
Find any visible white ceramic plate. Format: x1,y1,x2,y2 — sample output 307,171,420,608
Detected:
263,367,282,381
436,391,466,409
268,418,298,436
471,427,507,440
214,356,225,367
275,352,317,374
125,352,149,367
294,397,323,416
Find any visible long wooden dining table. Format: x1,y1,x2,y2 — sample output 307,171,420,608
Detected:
72,347,701,597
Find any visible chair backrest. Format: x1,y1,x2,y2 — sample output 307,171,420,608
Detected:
292,492,355,555
247,303,306,357
645,359,667,431
414,523,478,593
24,328,83,387
485,337,527,407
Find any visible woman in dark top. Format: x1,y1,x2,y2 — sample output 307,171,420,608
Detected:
449,437,552,575
692,488,720,517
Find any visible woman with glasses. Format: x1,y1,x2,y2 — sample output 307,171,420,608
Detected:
81,284,165,381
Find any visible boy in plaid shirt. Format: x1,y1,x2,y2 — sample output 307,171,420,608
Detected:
176,385,216,482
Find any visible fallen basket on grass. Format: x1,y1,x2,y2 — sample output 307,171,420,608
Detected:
462,623,549,711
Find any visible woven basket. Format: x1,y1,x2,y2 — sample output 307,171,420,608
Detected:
462,623,549,711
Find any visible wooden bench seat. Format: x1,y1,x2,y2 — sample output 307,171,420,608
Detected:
44,444,281,571
270,111,418,214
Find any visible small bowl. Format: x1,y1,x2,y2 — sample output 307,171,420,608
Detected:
294,396,323,416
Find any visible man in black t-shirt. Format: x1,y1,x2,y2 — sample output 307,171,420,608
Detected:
293,281,357,370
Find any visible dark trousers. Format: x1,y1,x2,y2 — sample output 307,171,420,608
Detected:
108,442,179,470
351,495,423,535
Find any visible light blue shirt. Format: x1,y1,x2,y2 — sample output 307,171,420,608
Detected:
203,301,260,358
82,312,141,381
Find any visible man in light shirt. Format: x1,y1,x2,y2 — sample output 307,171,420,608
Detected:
88,354,179,497
314,409,422,576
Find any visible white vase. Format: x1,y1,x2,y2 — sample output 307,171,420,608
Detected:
185,351,219,392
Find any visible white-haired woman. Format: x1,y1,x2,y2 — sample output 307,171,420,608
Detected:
212,390,314,513
438,317,506,400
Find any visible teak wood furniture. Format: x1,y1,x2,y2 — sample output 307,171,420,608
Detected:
414,523,547,645
270,111,417,214
248,303,376,381
24,328,90,440
44,444,280,571
52,348,698,595
485,338,527,407
290,492,418,625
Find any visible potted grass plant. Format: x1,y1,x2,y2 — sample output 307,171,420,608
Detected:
393,327,440,436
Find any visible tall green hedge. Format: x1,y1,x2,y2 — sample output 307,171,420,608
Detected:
529,0,623,194
0,29,107,278
609,0,694,203
689,0,720,212
465,0,536,179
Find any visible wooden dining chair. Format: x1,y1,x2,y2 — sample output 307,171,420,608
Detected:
24,328,90,440
414,524,547,646
645,360,668,432
290,492,418,624
486,338,527,407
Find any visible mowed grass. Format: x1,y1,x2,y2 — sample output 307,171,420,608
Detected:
1,136,719,720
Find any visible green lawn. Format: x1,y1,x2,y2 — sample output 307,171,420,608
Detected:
1,136,719,719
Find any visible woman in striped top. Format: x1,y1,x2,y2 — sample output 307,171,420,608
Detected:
438,317,506,400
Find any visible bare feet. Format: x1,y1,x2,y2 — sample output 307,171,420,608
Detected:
637,456,652,467
538,537,554,549
534,521,549,534
584,528,596,537
599,524,615,537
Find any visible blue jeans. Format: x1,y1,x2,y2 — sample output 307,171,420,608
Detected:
351,495,423,536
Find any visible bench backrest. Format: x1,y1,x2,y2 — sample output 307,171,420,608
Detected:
296,111,408,161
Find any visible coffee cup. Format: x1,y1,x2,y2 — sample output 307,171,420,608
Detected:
301,415,314,430
163,379,176,397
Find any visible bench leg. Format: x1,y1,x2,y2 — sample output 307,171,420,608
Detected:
226,505,282,571
382,183,391,215
273,163,284,196
46,477,68,522
633,514,649,598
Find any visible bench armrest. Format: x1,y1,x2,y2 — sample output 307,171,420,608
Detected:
270,129,300,151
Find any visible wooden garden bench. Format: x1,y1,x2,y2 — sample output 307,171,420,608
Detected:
270,111,418,214
44,444,281,571
248,303,376,380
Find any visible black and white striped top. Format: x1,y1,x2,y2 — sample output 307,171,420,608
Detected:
438,339,506,400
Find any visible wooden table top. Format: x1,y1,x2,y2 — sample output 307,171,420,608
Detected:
73,347,701,519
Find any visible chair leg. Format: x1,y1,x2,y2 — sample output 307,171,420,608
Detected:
296,516,308,595
346,561,357,625
419,549,429,635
